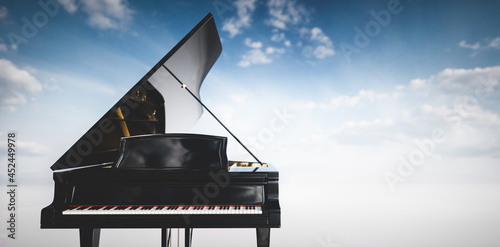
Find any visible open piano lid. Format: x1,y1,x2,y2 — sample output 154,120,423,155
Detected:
51,13,222,171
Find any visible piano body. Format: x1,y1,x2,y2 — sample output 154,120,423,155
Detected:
40,13,280,247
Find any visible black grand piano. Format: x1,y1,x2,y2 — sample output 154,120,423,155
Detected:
41,13,280,247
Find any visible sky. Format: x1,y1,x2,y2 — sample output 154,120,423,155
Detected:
1,0,500,246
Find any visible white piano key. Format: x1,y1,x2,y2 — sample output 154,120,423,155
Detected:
63,205,262,215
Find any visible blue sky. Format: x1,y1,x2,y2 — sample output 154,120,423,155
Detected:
1,0,500,246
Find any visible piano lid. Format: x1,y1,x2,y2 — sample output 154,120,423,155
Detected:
51,13,222,170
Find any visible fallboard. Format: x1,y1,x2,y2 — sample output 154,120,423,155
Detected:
70,184,264,205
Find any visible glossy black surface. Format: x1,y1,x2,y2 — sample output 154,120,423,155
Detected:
71,184,263,205
116,134,228,171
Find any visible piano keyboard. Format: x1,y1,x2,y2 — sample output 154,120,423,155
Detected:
63,205,262,215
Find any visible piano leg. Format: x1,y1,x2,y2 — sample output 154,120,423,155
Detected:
185,228,192,247
79,228,101,247
161,228,170,247
256,228,270,247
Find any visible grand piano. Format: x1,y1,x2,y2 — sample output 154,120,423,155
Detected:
40,13,280,247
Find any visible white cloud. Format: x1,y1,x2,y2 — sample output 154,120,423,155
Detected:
290,65,500,159
266,0,310,29
310,45,335,59
60,0,134,30
271,32,291,47
420,102,500,158
222,0,257,38
488,37,500,49
58,0,78,13
0,36,7,52
458,37,500,55
458,40,480,50
0,43,7,52
0,6,8,19
244,38,262,49
0,59,42,112
238,48,272,67
325,115,405,148
265,46,285,55
338,118,395,131
329,95,361,109
299,90,393,111
409,78,429,89
410,65,500,94
238,38,286,67
310,27,330,45
400,66,500,158
300,27,335,59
